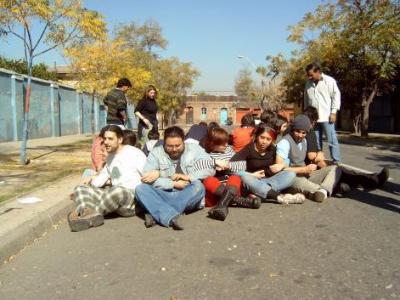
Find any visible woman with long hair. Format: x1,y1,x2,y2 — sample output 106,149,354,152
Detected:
231,123,305,204
135,85,158,141
200,127,261,221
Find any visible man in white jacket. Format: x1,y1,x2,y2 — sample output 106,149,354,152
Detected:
68,125,153,232
304,63,341,163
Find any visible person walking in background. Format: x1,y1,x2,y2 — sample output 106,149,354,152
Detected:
135,85,159,142
103,78,132,126
304,63,341,163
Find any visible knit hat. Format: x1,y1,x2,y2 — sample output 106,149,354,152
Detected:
292,115,311,132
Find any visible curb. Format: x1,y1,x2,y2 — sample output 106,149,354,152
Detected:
0,198,74,264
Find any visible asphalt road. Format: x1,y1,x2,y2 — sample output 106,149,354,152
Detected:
0,142,399,300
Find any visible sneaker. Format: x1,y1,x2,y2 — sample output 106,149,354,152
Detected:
378,167,389,187
277,193,306,204
231,196,261,209
68,208,104,232
310,189,328,203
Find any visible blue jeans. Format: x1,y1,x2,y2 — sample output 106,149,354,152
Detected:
314,122,341,162
135,181,205,227
240,171,296,199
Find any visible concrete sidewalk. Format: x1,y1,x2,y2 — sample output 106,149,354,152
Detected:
0,174,80,264
0,134,94,155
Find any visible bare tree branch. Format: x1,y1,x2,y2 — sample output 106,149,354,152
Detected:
32,24,79,58
32,22,49,51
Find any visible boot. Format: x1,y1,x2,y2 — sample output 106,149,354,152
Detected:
231,195,261,209
208,186,236,221
68,208,104,232
378,167,389,187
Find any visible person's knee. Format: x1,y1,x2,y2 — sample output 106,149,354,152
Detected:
135,183,151,198
192,180,205,193
282,170,296,181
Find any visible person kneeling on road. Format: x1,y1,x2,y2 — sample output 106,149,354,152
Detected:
68,125,152,232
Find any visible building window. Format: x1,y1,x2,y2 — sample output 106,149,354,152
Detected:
201,107,207,120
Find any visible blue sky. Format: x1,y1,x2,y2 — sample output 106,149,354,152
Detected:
0,0,323,92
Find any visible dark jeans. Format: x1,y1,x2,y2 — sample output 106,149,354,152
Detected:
138,120,158,140
339,166,379,189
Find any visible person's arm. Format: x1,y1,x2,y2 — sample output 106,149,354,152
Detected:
276,154,316,175
116,95,128,122
134,100,152,126
91,165,110,187
188,146,216,181
229,146,249,173
142,149,174,190
329,78,341,123
330,78,341,114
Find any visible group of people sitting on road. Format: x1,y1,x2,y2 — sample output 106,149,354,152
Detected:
67,110,389,232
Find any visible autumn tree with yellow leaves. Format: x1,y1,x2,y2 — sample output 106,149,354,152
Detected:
0,0,106,164
66,20,199,127
263,0,400,136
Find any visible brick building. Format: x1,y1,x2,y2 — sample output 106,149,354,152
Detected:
176,95,294,126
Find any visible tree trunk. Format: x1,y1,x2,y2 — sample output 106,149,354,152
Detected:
360,83,378,138
20,57,33,165
168,110,174,126
353,113,361,135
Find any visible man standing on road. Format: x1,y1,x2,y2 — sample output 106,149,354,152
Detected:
68,125,149,232
135,126,215,230
304,63,341,163
103,78,132,126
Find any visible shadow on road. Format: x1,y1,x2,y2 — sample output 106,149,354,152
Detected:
366,154,400,169
347,189,400,214
382,181,400,196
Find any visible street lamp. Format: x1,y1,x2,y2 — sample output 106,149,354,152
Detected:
237,55,266,109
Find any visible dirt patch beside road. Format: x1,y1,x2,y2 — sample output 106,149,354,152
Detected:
0,140,93,203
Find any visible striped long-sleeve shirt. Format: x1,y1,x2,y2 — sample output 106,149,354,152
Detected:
193,145,246,176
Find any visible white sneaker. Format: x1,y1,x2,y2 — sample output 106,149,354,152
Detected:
277,193,306,204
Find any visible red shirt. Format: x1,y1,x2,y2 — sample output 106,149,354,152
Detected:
231,127,254,153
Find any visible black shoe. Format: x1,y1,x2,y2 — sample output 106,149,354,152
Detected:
264,189,279,202
378,167,389,187
170,215,184,230
208,187,236,221
231,196,261,209
336,182,351,196
144,213,156,228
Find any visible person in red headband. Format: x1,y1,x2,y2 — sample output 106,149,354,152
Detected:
230,123,306,204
